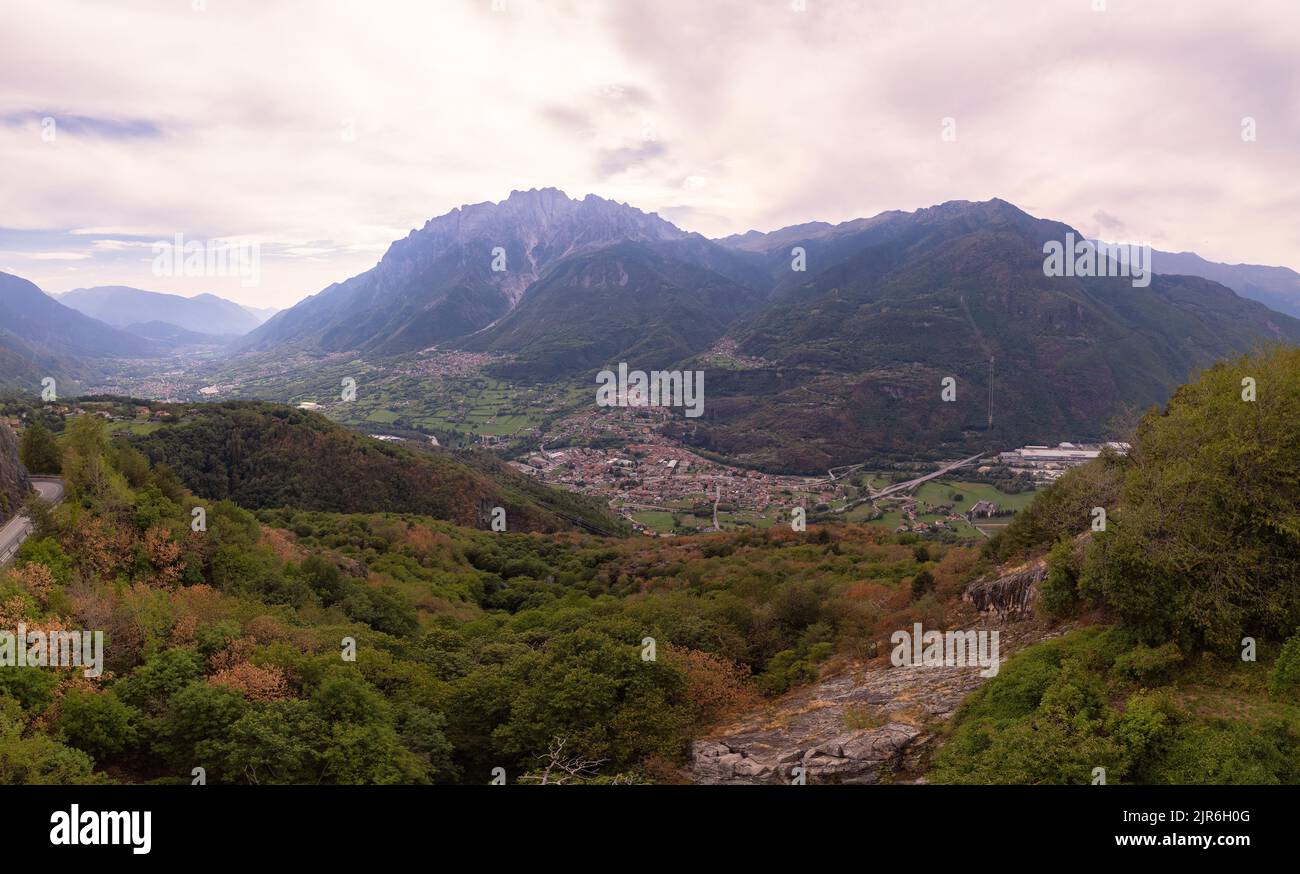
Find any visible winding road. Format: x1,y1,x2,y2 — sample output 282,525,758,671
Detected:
0,477,64,567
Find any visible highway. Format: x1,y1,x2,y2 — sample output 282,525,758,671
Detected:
0,478,64,567
866,452,988,500
831,452,988,515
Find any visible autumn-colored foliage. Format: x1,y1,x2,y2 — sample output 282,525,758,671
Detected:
663,643,760,730
208,661,291,702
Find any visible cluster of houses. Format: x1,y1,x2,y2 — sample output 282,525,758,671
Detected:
892,497,1008,535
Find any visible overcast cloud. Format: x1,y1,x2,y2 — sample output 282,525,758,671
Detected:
1,0,1296,308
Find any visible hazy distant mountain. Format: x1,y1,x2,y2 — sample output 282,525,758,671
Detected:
1,273,155,356
59,286,263,335
240,304,279,324
1145,249,1300,320
239,188,700,355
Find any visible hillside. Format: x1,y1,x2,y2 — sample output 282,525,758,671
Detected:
0,407,949,784
929,345,1300,784
461,241,765,378
0,272,159,360
0,347,1296,785
685,200,1300,471
127,402,622,534
1147,248,1300,320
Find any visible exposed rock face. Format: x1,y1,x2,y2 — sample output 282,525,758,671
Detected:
690,620,1052,785
962,562,1047,618
0,423,32,526
240,188,692,355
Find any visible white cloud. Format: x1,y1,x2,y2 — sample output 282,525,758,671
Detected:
1,250,90,261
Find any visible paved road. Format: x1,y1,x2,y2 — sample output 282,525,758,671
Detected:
867,452,988,500
0,478,64,567
831,452,988,515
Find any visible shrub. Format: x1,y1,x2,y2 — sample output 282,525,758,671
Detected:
57,690,139,761
1111,642,1184,684
1039,536,1081,617
1268,631,1300,700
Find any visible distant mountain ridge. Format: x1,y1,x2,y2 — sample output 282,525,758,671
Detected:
1146,248,1300,319
58,286,265,336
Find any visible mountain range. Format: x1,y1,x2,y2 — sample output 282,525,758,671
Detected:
6,189,1299,472
58,286,272,336
0,278,276,391
1146,249,1300,319
234,190,1300,469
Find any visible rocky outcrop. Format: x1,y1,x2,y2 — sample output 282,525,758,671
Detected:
962,562,1046,618
690,620,1053,784
0,423,32,526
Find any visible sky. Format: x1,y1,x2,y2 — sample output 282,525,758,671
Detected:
1,0,1297,310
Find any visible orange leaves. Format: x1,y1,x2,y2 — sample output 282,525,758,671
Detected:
17,562,56,607
662,643,760,729
143,525,184,587
72,516,135,582
258,525,304,562
207,661,290,702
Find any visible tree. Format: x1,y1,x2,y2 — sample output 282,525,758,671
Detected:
1269,630,1300,700
518,736,607,785
1084,347,1300,652
57,690,139,761
204,700,326,784
112,443,150,489
20,494,57,542
911,569,936,601
154,681,246,768
18,422,61,474
15,537,72,585
114,648,203,714
1040,536,1081,617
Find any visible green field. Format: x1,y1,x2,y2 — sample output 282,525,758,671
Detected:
631,510,677,533
106,421,165,436
855,477,1039,537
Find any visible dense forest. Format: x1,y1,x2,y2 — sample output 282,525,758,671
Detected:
129,401,624,535
1,407,958,783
